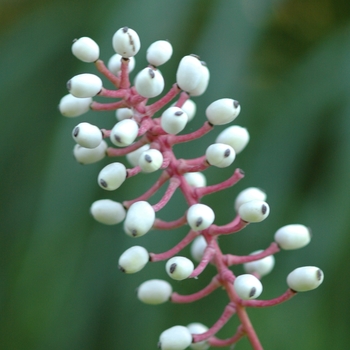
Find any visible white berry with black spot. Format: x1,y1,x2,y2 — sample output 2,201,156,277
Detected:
59,94,92,117
206,98,241,125
187,204,215,231
138,149,163,173
72,122,102,149
112,27,140,58
135,67,165,98
67,73,102,98
161,106,188,135
97,162,127,191
234,274,263,300
287,266,324,292
118,246,149,273
124,201,155,237
206,143,236,168
238,200,270,223
166,256,194,280
110,119,139,147
108,54,135,74
234,187,267,212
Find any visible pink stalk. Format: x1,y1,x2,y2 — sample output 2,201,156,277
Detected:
174,91,189,108
171,275,221,303
208,216,249,235
168,121,213,145
152,177,181,212
149,230,198,262
119,58,131,89
126,166,142,178
208,325,245,347
146,83,181,115
106,136,150,157
176,156,210,174
192,302,236,343
190,241,216,278
241,289,297,308
94,59,120,87
153,214,187,230
224,242,280,266
98,87,128,98
91,100,127,111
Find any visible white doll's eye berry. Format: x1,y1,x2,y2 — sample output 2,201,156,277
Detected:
73,140,107,164
243,250,275,277
126,144,150,167
216,125,250,154
118,245,149,273
135,67,165,98
166,256,194,280
137,279,173,305
234,274,263,300
234,187,267,212
206,143,236,168
206,98,241,125
107,54,135,74
274,224,312,250
190,236,207,262
72,122,102,149
189,61,210,97
184,172,206,188
176,54,203,92
110,119,139,147
146,40,173,66
97,162,127,191
112,26,141,58
187,203,215,231
287,266,324,292
124,201,155,237
116,107,134,121
90,199,126,225
71,37,99,62
161,106,188,135
67,73,102,98
138,149,163,173
238,200,270,223
181,99,197,122
59,94,92,117
187,323,209,350
158,325,192,350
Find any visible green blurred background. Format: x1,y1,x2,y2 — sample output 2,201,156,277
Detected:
1,0,350,349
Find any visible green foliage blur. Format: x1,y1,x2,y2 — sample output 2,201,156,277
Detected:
1,0,350,349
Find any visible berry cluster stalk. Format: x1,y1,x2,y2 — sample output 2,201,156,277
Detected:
60,27,324,350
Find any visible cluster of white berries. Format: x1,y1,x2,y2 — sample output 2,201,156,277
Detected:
60,26,324,350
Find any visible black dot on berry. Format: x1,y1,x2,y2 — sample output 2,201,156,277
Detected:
100,179,108,188
195,217,203,227
224,149,231,157
249,287,257,298
261,205,267,214
233,100,240,108
170,263,177,274
73,126,79,137
145,154,152,163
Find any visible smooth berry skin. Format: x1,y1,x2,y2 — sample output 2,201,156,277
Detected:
206,143,236,168
190,236,207,262
90,199,126,225
287,266,324,292
73,140,107,164
108,54,135,74
118,246,149,274
187,323,209,350
67,73,102,98
72,122,102,149
158,326,192,350
184,172,206,188
166,256,194,281
187,203,215,231
134,67,164,98
112,27,141,58
126,144,150,167
110,119,139,147
176,55,203,92
238,200,270,223
138,149,163,173
137,279,172,305
216,125,250,154
59,94,92,117
97,162,127,191
71,37,99,62
146,40,173,66
234,187,267,212
161,106,188,135
243,250,275,277
274,224,311,250
206,98,241,125
234,274,263,300
189,62,210,97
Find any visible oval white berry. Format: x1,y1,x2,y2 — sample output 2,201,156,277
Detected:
134,67,164,98
158,326,192,350
181,99,196,122
234,274,263,300
206,98,241,125
138,149,163,173
189,62,210,97
126,144,150,167
124,201,155,237
184,172,206,188
274,224,312,250
67,73,102,98
108,54,135,74
190,236,207,262
72,122,102,149
73,140,107,164
176,55,203,92
234,187,266,212
287,266,324,292
137,279,172,305
97,162,127,191
187,204,215,231
110,119,139,147
243,250,275,277
206,143,236,168
238,200,270,223
112,27,140,57
161,106,188,135
216,125,250,154
166,256,194,280
90,199,126,225
118,246,149,273
59,94,92,117
71,37,99,62
146,40,173,66
116,107,133,121
187,323,209,350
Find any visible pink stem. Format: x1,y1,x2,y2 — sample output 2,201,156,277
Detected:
195,168,245,198
95,59,120,87
106,137,150,157
190,241,216,278
91,100,127,111
208,216,248,235
177,156,210,174
152,215,187,230
208,325,245,347
192,302,236,343
123,171,170,208
119,58,131,89
241,289,297,308
168,122,213,145
98,87,128,98
152,177,181,212
146,83,181,115
174,91,189,108
225,242,280,266
150,230,198,262
126,166,142,178
171,275,221,303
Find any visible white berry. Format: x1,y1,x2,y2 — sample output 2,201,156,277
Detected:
206,98,241,125
161,106,188,135
181,99,197,122
112,27,140,58
234,274,263,300
158,326,192,350
72,122,102,149
108,54,135,74
187,203,215,231
184,172,206,188
126,144,150,167
166,256,194,280
71,37,99,62
187,323,209,350
138,149,163,173
97,162,127,191
238,200,270,223
243,250,275,277
215,125,250,154
146,40,173,66
287,266,324,292
59,94,92,117
234,187,267,212
137,279,172,305
189,62,210,97
110,119,139,147
67,73,102,98
176,55,203,92
90,199,126,225
73,140,107,164
135,67,164,98
118,246,149,273
124,201,155,237
206,143,236,168
274,224,312,250
190,236,207,262
115,107,134,121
